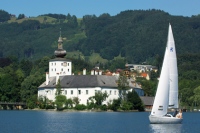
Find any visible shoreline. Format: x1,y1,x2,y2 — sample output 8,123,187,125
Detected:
25,108,140,112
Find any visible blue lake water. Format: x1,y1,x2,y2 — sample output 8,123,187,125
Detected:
0,110,200,133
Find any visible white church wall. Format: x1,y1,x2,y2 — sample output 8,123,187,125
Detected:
49,61,72,77
39,87,121,106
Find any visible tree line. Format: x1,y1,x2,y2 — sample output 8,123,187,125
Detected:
1,9,200,64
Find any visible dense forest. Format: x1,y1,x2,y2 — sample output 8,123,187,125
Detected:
0,9,200,110
1,9,200,63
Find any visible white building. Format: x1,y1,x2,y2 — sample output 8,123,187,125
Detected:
126,64,157,73
38,35,144,105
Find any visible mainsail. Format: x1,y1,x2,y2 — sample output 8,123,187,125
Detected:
168,24,179,109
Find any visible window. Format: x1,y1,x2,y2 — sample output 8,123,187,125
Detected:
110,90,112,95
86,90,88,95
78,90,81,95
61,63,63,66
68,63,69,66
71,90,73,95
65,90,67,95
51,69,53,71
55,63,56,66
61,68,63,71
63,62,67,66
68,69,69,72
114,91,116,95
55,68,56,71
52,63,53,66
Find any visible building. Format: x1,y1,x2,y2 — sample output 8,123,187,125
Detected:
125,64,157,73
38,34,144,106
140,96,154,111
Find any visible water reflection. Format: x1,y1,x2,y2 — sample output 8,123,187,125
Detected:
149,124,182,133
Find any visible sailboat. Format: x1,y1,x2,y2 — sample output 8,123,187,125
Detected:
149,24,183,124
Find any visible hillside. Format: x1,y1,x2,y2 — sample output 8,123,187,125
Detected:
0,9,200,64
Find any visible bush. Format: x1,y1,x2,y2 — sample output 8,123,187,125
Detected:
74,104,87,110
110,99,121,111
100,104,107,111
46,105,55,109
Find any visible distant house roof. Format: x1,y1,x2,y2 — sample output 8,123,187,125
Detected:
140,96,154,106
141,72,148,78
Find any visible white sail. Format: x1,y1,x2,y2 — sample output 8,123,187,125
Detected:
168,24,179,108
150,47,169,116
149,24,182,124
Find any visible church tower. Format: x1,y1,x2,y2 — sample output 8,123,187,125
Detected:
48,31,72,78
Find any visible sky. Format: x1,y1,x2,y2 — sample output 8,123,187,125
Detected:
0,0,200,18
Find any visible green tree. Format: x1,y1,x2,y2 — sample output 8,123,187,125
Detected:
43,17,47,24
55,95,67,110
110,98,121,111
20,71,44,102
0,10,10,22
27,94,37,109
127,90,144,111
90,91,108,106
190,86,200,107
120,100,132,111
55,79,61,95
118,72,129,100
66,98,73,108
17,14,25,19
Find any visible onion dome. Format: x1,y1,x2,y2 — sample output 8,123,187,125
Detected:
54,30,66,58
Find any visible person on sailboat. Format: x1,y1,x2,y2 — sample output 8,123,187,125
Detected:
173,110,179,117
176,109,183,119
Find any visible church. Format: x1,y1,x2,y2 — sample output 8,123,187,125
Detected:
38,34,144,105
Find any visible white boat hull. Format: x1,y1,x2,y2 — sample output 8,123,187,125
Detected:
149,115,182,124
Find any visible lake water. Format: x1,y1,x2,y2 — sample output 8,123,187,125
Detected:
0,110,200,133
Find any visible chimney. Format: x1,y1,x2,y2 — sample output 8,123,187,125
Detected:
46,72,49,85
83,68,86,75
99,70,102,75
56,73,59,84
91,70,94,75
95,70,98,75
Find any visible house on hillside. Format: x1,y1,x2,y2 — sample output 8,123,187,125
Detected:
38,35,144,106
140,72,150,80
125,64,157,73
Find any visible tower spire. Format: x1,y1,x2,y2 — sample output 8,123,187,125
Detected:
54,29,66,58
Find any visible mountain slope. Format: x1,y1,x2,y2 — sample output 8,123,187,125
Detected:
0,9,200,64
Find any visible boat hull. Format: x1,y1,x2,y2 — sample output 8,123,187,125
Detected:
149,115,182,124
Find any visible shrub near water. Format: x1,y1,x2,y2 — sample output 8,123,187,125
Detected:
74,104,87,110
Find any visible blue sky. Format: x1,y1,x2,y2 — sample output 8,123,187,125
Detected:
1,0,200,18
